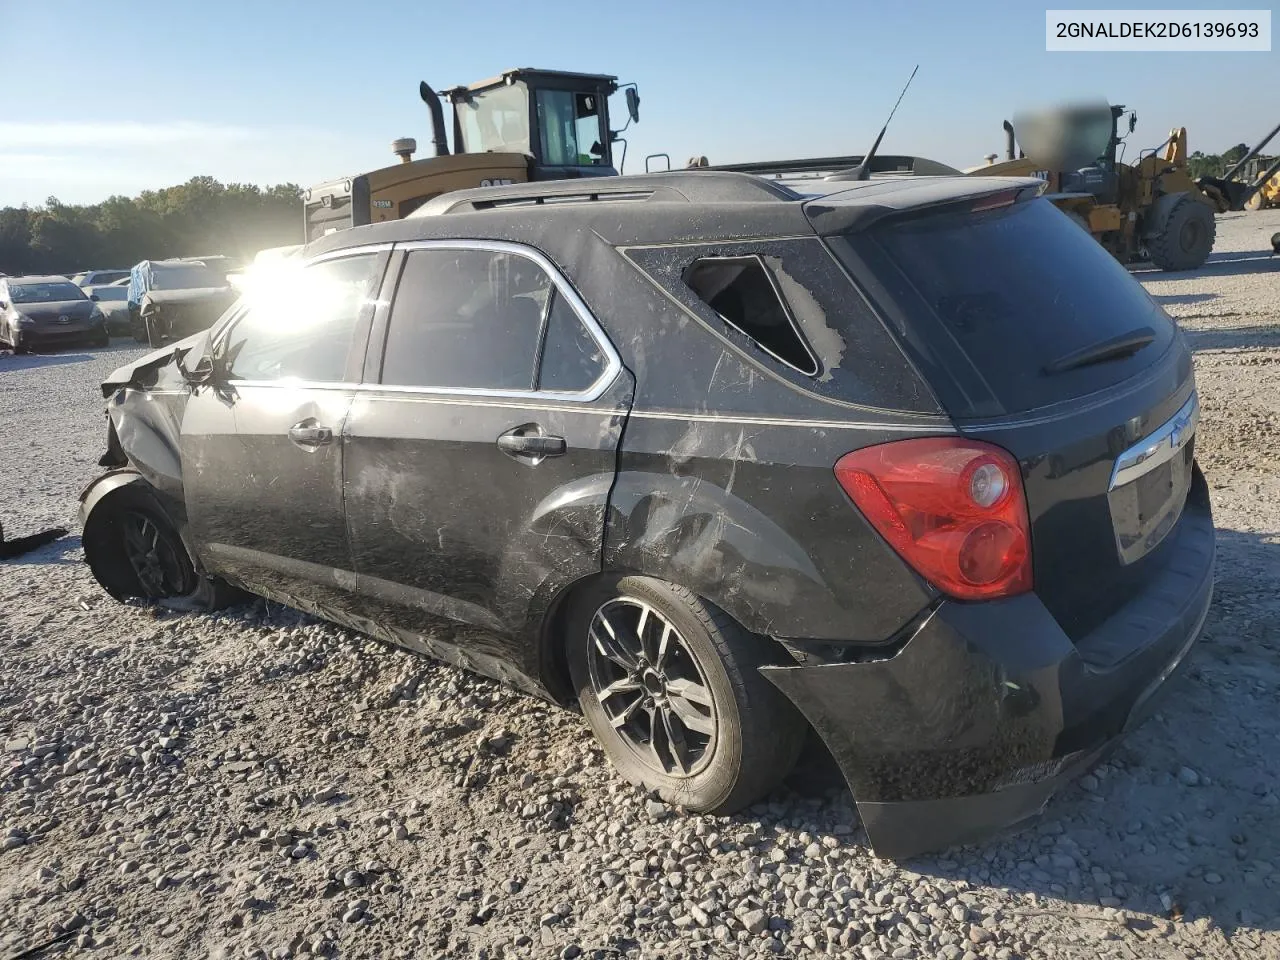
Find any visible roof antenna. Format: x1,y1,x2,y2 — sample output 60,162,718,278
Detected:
829,65,919,182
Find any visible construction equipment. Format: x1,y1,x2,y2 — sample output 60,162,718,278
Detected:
303,68,639,241
1195,122,1280,214
1239,157,1280,211
970,104,1224,271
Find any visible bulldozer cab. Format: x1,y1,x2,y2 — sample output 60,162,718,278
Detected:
447,69,627,179
303,68,638,242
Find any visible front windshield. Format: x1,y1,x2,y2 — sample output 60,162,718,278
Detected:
457,83,530,155
9,282,86,303
152,265,225,290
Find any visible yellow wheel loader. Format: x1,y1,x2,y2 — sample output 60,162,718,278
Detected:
1195,122,1280,214
304,68,640,240
970,105,1221,271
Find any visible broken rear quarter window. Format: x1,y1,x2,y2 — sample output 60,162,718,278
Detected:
682,256,819,377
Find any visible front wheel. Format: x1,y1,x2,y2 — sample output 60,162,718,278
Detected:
82,481,241,610
567,576,807,815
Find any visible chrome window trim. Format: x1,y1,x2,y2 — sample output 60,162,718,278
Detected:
1108,392,1199,491
378,239,622,404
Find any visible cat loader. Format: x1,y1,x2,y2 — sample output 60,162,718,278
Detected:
304,68,639,240
971,105,1222,271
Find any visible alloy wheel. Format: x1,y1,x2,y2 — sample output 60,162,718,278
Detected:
120,511,194,598
586,597,717,777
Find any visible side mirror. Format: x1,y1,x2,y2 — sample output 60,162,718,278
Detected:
1129,113,1138,134
90,294,100,302
626,87,640,125
175,347,216,386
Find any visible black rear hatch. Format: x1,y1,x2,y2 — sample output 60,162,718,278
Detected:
826,193,1199,649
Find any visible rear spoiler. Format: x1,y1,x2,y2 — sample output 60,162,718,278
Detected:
804,177,1046,236
706,155,963,178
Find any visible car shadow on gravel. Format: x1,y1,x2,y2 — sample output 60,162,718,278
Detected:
1132,251,1279,281
1184,324,1280,352
1154,292,1220,306
777,527,1280,938
0,350,108,372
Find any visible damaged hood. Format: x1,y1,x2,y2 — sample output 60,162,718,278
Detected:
142,287,235,307
101,330,209,397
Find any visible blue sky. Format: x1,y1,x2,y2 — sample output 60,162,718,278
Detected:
2,0,1275,207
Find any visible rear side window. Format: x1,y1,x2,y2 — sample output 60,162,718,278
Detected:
383,249,550,390
623,238,936,413
683,256,818,376
835,198,1176,415
537,292,607,391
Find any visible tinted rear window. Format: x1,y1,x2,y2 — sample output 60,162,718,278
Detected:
834,198,1176,416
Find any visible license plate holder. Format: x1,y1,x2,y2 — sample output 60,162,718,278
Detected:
1107,394,1198,566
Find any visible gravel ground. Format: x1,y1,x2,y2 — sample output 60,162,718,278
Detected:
1,212,1278,960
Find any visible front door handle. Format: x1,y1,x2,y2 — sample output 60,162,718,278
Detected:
289,420,334,449
497,423,566,465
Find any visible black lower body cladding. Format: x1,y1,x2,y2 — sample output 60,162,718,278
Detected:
760,470,1215,860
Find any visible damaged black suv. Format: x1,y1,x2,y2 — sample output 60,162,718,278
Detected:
80,172,1214,858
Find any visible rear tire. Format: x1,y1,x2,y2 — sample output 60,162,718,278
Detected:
82,481,242,611
1149,195,1216,271
566,575,807,815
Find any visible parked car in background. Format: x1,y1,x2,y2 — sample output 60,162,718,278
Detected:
127,258,240,347
83,280,133,336
72,268,131,288
1,275,109,352
79,172,1214,859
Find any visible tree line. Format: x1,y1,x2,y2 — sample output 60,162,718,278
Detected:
0,176,303,278
1186,143,1254,181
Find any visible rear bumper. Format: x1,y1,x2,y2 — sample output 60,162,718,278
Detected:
761,469,1215,860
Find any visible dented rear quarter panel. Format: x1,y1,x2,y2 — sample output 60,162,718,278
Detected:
518,223,953,646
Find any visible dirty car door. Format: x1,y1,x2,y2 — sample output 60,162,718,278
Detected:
181,248,389,609
343,241,630,679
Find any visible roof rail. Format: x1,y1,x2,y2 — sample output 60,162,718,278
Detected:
410,171,799,217
709,154,962,178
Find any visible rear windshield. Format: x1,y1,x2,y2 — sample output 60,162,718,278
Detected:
834,198,1176,416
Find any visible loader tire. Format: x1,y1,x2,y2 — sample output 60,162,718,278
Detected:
1149,195,1215,271
1244,191,1266,213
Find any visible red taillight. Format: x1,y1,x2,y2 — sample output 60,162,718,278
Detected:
834,438,1032,601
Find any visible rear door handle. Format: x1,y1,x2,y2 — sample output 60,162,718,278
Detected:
497,424,566,465
289,420,334,449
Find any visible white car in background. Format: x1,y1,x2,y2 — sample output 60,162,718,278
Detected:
72,269,131,288
83,276,132,336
